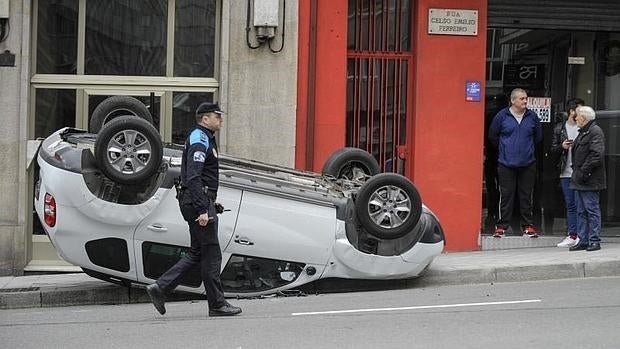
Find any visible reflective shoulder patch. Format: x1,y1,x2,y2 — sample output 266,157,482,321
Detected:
189,129,210,148
193,151,206,163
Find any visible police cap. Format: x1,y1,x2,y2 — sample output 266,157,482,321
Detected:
196,102,224,116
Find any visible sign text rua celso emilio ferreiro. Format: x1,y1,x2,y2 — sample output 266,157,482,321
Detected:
428,9,478,36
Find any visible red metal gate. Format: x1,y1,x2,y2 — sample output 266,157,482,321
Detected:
347,0,413,173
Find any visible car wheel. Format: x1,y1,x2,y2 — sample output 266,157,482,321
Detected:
89,96,154,133
322,147,380,180
354,173,422,239
94,115,163,185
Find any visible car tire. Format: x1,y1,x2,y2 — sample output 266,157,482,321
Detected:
94,115,163,185
355,173,422,240
89,96,154,133
322,147,381,180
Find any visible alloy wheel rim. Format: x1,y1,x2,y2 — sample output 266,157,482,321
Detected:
367,185,412,229
106,129,152,174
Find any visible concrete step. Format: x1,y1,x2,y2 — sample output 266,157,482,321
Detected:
481,235,620,250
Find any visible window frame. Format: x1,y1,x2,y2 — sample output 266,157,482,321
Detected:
30,0,222,142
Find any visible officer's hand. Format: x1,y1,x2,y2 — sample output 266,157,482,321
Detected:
214,202,224,214
195,212,211,226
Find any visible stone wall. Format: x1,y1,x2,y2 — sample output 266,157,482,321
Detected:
220,0,297,167
0,0,30,275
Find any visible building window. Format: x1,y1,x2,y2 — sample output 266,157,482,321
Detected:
486,29,503,82
174,0,217,77
36,0,78,74
34,89,76,138
85,0,168,76
171,92,214,144
31,0,221,140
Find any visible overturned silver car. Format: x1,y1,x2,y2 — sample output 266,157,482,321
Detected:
34,97,444,297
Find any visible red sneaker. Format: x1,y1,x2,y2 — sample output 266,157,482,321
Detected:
523,224,538,238
493,226,506,238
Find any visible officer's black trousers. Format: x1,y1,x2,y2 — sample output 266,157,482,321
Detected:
156,203,226,309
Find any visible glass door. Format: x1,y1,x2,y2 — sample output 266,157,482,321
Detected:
483,28,620,238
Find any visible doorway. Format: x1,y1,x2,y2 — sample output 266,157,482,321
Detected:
483,28,620,238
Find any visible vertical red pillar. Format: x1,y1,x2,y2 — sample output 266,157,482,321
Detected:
296,1,348,172
410,0,487,251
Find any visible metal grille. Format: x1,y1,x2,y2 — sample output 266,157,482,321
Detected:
347,0,412,173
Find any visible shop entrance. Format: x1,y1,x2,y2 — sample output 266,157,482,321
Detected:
483,28,620,237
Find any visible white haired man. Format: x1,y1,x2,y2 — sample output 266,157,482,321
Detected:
568,106,607,251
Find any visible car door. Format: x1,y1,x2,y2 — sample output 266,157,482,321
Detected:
221,190,337,294
133,185,242,289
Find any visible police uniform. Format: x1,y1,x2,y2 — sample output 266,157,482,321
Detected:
152,103,231,314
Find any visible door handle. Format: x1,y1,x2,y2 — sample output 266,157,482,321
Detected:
147,223,168,232
234,236,254,245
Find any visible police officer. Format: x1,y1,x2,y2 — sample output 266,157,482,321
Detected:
146,102,242,317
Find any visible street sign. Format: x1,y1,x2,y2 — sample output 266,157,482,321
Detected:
466,80,481,101
428,9,478,36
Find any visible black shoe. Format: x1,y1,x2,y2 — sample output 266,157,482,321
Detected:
209,302,242,317
569,244,588,251
586,243,601,251
146,284,166,315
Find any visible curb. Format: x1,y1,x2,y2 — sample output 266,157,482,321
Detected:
0,283,201,310
2,259,620,310
417,260,620,287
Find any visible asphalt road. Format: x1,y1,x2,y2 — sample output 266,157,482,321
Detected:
1,276,620,349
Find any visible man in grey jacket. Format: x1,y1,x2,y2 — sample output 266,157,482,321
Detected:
568,106,607,251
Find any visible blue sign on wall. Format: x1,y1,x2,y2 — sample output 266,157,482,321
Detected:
465,80,481,102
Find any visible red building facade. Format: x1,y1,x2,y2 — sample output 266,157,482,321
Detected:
296,0,488,251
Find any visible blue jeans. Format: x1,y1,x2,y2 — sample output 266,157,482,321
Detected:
560,178,578,235
574,190,602,245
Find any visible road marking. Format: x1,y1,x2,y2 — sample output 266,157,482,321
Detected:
291,299,542,316
14,312,43,316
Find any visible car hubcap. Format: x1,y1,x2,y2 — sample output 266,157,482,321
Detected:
367,185,411,229
106,129,152,174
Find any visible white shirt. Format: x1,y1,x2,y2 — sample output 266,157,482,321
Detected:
560,122,580,178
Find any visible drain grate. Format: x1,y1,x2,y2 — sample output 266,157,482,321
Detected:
0,287,40,293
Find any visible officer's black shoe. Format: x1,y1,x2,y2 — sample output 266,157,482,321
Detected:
146,284,166,315
569,244,588,251
209,302,242,317
586,243,601,251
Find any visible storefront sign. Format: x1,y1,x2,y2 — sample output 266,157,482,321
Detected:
568,56,585,65
465,80,481,101
428,9,478,36
527,97,551,123
503,64,545,94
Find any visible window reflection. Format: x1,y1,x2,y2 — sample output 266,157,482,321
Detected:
36,0,78,74
175,0,217,77
35,89,76,139
85,0,167,76
172,92,213,144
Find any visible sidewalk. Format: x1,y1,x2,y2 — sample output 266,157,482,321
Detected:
2,243,619,310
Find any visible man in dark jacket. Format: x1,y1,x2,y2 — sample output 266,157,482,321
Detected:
568,106,607,251
488,88,543,237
